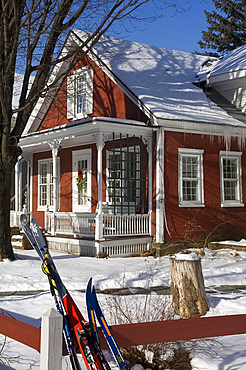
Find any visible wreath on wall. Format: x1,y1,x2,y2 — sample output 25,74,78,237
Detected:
76,169,85,191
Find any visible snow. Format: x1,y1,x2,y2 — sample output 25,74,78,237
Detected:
13,74,34,110
1,247,246,369
171,252,200,261
73,31,246,127
208,44,246,78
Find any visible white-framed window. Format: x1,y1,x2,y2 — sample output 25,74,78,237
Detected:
106,146,140,206
38,158,60,210
220,151,243,207
67,67,94,120
178,148,204,207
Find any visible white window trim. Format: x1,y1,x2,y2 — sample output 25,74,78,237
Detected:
67,67,94,120
37,158,60,211
220,151,244,208
178,148,205,208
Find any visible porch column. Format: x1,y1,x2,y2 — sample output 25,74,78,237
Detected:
29,155,33,215
143,136,153,235
14,160,20,226
48,139,61,234
14,161,19,213
94,132,107,241
156,127,165,243
18,158,23,211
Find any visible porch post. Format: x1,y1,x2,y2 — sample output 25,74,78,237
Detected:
94,132,107,241
18,158,23,211
143,136,153,235
14,160,20,226
48,139,61,234
156,127,165,243
29,155,33,215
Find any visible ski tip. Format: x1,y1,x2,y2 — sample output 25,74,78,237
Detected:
86,277,93,293
20,214,27,222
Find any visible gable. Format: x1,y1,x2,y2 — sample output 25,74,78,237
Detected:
37,54,148,132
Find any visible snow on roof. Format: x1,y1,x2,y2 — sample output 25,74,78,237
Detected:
13,74,24,109
13,73,34,110
74,30,246,127
209,44,246,78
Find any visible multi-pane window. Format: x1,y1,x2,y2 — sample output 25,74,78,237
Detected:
107,147,140,204
76,74,87,115
67,67,94,120
107,143,147,214
39,162,48,207
107,153,122,204
220,151,242,206
38,159,60,209
179,149,204,206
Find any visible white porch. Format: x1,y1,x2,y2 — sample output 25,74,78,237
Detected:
44,210,151,257
14,117,154,256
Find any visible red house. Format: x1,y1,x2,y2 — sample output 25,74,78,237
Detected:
11,31,246,256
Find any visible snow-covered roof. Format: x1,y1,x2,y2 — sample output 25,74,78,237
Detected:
73,30,246,127
13,73,35,110
208,44,246,79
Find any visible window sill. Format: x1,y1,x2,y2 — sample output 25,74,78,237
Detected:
221,203,244,208
179,203,205,208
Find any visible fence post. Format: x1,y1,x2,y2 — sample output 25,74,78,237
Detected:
40,308,63,370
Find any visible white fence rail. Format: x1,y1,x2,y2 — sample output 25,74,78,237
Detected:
103,214,149,236
45,212,150,237
10,207,30,228
46,212,95,236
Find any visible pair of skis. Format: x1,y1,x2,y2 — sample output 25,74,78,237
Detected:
20,214,128,370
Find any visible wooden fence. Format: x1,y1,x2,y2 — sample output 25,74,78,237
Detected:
1,309,246,354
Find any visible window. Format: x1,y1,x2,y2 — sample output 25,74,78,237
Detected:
106,145,147,214
67,67,94,120
38,159,60,209
178,148,204,207
220,151,243,207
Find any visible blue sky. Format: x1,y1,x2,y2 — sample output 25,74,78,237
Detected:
109,0,215,53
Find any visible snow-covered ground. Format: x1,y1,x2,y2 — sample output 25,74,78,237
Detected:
1,245,246,369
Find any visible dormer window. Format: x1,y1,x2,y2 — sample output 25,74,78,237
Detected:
67,67,94,120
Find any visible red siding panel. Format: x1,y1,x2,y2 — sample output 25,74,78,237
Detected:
164,131,246,242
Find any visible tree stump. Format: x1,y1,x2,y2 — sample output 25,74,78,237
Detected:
169,253,209,318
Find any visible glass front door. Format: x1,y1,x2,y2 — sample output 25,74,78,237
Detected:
72,149,91,212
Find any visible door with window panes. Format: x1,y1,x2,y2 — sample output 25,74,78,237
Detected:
72,149,91,212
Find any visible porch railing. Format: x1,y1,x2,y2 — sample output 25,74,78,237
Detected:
103,214,149,236
10,207,30,228
46,212,95,236
45,212,150,237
